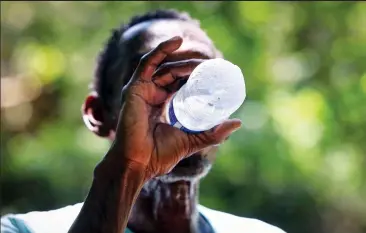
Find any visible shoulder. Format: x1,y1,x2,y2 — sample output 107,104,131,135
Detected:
1,203,83,233
198,205,286,233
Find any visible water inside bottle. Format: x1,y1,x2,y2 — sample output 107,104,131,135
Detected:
168,58,246,132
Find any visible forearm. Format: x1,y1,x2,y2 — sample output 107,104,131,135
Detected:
68,155,146,233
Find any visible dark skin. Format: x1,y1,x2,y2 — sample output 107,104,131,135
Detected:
68,20,242,233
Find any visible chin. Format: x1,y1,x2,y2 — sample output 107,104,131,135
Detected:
157,153,213,183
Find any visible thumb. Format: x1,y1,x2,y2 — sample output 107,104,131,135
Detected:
186,119,242,155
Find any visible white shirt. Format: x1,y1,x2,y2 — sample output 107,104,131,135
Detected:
1,203,286,233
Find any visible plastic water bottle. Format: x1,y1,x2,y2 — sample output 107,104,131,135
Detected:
165,58,246,133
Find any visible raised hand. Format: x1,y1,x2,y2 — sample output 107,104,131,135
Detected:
106,36,242,180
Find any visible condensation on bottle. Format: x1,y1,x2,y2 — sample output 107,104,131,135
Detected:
165,58,246,133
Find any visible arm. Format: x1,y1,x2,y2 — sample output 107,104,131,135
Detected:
68,158,145,233
0,173,138,233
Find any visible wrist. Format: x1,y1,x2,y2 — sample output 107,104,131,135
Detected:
94,149,148,184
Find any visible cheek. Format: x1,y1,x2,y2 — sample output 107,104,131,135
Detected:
202,146,220,162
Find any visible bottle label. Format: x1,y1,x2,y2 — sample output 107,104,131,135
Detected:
168,97,201,134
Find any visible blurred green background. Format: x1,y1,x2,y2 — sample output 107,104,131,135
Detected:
1,1,366,233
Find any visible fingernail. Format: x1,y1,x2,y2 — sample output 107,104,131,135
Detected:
233,126,241,132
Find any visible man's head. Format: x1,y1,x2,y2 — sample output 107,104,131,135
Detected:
82,9,222,181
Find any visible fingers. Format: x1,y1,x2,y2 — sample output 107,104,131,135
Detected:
210,119,242,141
152,59,205,88
186,119,242,156
138,36,183,81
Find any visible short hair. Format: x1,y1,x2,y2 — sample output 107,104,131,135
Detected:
92,9,199,111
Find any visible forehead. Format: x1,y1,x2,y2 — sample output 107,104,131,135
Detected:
121,19,217,58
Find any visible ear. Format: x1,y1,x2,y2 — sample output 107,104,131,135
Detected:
81,92,116,139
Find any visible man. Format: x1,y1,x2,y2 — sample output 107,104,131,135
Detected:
1,9,286,233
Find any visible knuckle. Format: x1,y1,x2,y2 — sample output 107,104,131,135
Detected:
153,66,168,78
188,134,206,153
203,132,219,146
212,136,224,146
157,40,168,49
211,137,221,146
121,85,129,94
120,87,128,102
185,136,194,154
157,42,169,55
140,54,150,65
158,62,169,71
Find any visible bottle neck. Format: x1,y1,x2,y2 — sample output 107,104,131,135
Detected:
166,95,201,134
